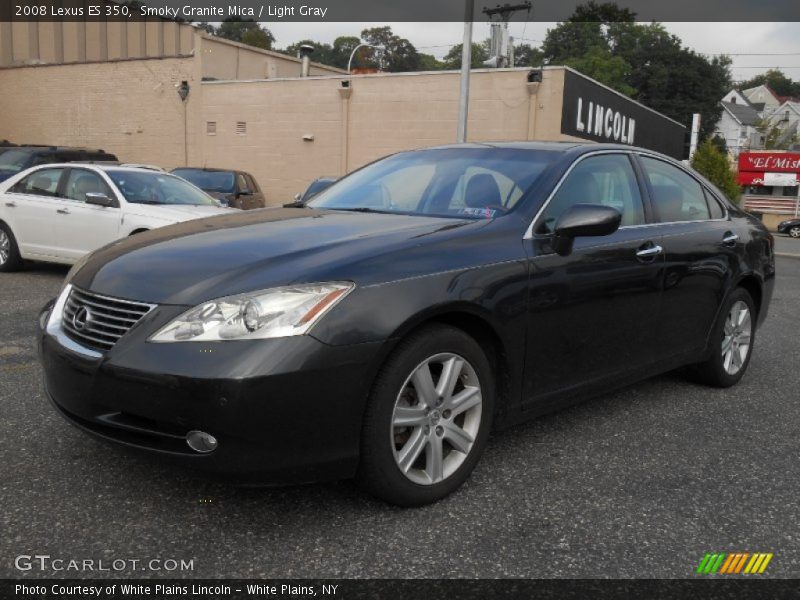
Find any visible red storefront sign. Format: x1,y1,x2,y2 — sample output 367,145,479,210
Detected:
739,152,800,173
738,152,800,186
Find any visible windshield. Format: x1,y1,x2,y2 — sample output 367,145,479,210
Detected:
0,150,32,173
307,148,555,218
172,168,236,194
107,170,218,206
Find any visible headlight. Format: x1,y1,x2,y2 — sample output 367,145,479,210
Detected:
149,282,354,343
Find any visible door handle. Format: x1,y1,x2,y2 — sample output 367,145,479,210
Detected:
56,208,70,215
636,244,663,259
4,201,16,208
722,232,739,246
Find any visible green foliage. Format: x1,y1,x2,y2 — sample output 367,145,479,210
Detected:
754,118,800,150
737,69,800,98
214,18,274,50
542,8,733,137
514,44,544,67
691,140,741,203
360,27,420,72
442,42,490,70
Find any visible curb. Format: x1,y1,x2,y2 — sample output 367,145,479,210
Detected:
775,252,800,259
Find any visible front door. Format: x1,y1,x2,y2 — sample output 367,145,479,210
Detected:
523,153,664,411
56,168,122,260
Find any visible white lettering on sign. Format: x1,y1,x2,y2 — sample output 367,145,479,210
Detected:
575,97,636,145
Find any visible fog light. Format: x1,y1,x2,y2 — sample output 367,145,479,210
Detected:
186,430,218,453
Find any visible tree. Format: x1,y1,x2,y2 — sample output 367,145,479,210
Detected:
283,40,337,67
332,36,363,69
513,44,544,67
418,53,445,71
737,69,800,98
360,26,420,72
442,42,489,69
691,139,741,203
215,18,275,50
541,8,732,137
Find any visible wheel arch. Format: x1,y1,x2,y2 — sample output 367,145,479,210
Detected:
378,303,513,417
735,273,763,319
129,228,149,236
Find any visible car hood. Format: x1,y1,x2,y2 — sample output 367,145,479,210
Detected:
126,204,233,221
73,208,477,305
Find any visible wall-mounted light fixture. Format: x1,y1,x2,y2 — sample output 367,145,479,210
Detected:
177,80,190,102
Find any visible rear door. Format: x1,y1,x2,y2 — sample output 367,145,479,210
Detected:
524,153,664,409
3,167,65,258
635,154,736,361
55,168,122,260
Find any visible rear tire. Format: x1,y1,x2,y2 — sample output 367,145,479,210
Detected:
356,324,494,506
0,222,23,272
692,288,756,388
790,226,800,239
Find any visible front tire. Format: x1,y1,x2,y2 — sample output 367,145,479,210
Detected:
356,324,494,506
789,226,800,239
692,288,756,388
0,223,23,272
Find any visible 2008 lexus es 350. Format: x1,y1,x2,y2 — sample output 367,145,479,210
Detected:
37,142,775,506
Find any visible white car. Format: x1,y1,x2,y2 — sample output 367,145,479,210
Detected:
0,163,233,270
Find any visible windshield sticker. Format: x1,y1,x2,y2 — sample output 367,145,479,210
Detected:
461,207,497,219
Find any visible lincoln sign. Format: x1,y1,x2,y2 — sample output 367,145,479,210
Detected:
560,69,686,159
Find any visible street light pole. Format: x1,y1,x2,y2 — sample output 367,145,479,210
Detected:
457,0,474,143
348,43,385,74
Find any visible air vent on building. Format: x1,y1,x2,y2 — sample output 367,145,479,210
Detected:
206,121,217,135
235,121,247,135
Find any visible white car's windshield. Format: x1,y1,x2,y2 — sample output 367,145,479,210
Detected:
308,148,555,219
107,170,218,206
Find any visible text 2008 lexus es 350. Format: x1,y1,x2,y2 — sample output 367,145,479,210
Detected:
38,143,775,506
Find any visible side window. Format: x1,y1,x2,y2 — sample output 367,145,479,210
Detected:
537,154,645,234
246,174,259,193
9,168,64,197
63,169,113,203
236,173,248,192
705,189,725,219
640,157,711,222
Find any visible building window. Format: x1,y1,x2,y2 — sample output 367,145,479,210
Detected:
206,121,217,135
747,185,774,196
783,186,799,197
235,122,247,135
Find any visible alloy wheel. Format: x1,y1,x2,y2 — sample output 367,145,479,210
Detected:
390,353,483,485
0,229,9,265
721,300,752,375
790,226,800,239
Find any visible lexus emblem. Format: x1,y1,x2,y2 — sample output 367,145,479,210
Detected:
72,306,92,331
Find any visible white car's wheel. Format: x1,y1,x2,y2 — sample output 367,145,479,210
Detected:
0,223,23,272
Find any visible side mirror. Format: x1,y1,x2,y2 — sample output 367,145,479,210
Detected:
84,192,118,208
294,193,302,201
552,203,621,256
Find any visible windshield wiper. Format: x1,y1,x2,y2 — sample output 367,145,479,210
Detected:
328,207,391,214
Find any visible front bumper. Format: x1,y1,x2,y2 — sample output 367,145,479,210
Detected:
37,302,384,484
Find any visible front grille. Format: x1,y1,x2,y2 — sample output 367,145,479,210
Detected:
62,286,155,352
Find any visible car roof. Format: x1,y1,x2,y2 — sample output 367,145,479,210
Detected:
413,141,681,162
172,167,241,174
31,163,173,175
9,146,113,154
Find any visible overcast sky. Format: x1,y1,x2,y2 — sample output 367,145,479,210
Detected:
265,21,800,83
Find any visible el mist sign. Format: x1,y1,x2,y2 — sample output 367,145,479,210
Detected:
560,69,686,159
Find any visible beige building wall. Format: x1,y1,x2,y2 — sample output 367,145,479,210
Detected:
0,18,195,67
200,68,578,203
199,35,345,81
0,62,580,205
0,57,200,169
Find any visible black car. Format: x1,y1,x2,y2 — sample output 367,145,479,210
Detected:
38,142,775,506
777,218,800,238
171,167,265,210
0,146,118,183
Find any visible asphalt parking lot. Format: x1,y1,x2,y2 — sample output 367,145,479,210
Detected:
2,247,799,579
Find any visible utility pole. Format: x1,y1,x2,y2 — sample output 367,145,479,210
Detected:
457,0,474,143
482,2,532,68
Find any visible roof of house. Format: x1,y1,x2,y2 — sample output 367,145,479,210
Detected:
721,101,760,126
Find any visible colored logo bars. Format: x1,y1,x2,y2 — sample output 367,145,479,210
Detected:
696,553,773,575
